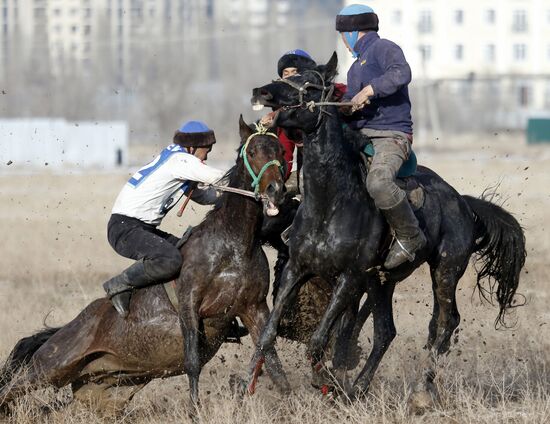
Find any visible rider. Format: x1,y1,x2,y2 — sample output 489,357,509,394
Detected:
262,49,346,191
336,4,426,269
103,120,225,317
261,49,317,189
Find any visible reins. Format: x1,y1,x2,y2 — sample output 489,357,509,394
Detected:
179,124,282,219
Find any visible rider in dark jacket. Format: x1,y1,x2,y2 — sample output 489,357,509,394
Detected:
336,4,426,269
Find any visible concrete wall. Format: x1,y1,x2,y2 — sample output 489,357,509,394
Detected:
0,118,128,170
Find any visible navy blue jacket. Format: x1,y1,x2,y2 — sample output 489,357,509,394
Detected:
343,32,413,134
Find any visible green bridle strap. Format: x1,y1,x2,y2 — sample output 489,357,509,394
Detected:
240,123,282,194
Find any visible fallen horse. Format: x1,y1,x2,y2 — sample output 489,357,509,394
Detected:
0,117,290,413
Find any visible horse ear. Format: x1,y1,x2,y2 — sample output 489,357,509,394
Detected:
239,114,253,142
323,51,338,81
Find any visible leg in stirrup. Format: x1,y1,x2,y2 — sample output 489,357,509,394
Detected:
381,197,426,269
103,259,154,318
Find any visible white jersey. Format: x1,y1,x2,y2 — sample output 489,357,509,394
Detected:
112,144,225,225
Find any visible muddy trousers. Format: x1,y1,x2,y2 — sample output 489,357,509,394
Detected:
360,129,426,268
104,214,183,317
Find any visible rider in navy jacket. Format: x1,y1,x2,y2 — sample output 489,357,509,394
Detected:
343,31,413,135
337,4,426,270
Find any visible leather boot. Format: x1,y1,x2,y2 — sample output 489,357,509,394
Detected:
103,260,154,318
381,197,427,269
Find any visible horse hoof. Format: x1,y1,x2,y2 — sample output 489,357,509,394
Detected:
407,389,436,415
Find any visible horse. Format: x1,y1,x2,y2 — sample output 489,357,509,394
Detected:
0,116,291,414
247,52,526,404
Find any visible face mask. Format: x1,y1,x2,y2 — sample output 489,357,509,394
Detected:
344,31,359,58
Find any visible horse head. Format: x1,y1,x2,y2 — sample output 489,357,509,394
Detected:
251,52,339,134
238,115,286,217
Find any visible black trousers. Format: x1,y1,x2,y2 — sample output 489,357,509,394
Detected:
107,214,183,283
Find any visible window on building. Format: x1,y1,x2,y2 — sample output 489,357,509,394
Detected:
420,44,432,61
455,44,464,60
419,11,432,33
70,8,78,16
513,44,527,61
118,25,123,36
486,9,496,24
518,85,531,107
53,8,61,16
455,10,463,25
512,10,528,32
392,10,402,25
84,8,91,18
71,25,78,33
485,44,496,62
84,25,91,35
2,7,7,19
54,24,61,33
149,7,155,18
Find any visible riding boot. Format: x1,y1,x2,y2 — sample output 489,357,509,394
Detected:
103,260,155,318
381,197,427,269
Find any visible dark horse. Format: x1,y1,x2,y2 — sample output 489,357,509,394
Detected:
0,116,291,413
248,53,526,403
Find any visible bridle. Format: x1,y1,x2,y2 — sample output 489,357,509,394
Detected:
273,70,355,126
239,123,284,196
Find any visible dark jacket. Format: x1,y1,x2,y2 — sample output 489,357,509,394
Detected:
343,32,413,134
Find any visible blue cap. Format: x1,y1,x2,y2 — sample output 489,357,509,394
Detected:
282,49,312,59
338,4,375,15
179,120,211,133
174,120,216,147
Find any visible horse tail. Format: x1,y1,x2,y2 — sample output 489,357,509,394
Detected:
463,195,526,328
0,327,60,390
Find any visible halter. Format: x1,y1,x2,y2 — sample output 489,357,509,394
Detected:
239,123,283,195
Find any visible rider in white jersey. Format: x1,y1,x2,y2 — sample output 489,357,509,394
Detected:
104,120,225,317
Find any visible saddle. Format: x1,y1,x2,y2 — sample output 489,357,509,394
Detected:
359,148,425,211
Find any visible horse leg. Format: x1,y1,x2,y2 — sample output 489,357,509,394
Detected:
238,302,290,396
178,299,202,409
326,300,360,394
251,263,307,389
408,257,467,414
350,282,396,398
308,273,363,366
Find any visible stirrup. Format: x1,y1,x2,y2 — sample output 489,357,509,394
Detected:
394,237,415,262
281,225,292,246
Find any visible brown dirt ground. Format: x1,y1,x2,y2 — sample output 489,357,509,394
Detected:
0,133,549,423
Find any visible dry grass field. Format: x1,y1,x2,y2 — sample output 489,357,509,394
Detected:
0,133,549,423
